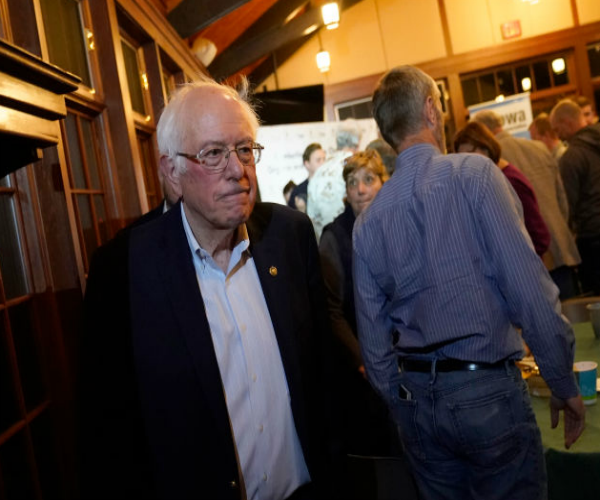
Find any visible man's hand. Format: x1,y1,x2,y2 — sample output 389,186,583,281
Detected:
550,394,586,449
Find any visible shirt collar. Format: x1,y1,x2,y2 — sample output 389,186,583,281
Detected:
180,203,250,270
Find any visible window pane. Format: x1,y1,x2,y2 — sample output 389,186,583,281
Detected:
0,430,37,500
0,313,21,433
497,69,515,96
0,195,29,300
553,65,569,86
39,0,91,87
10,301,46,411
589,43,600,78
516,65,532,92
533,61,551,90
121,40,146,114
480,73,496,102
76,194,98,261
461,77,479,106
65,114,86,189
80,117,101,190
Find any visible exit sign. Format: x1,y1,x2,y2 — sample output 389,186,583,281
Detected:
501,20,522,40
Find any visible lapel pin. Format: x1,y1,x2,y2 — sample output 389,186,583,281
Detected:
269,266,278,277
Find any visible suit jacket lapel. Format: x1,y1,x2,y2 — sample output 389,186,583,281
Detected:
156,207,234,435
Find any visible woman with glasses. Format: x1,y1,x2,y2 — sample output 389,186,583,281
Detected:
454,121,551,257
319,150,398,457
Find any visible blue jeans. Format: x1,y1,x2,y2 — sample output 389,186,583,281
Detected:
391,361,547,500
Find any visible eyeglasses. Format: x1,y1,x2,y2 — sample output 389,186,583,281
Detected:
176,142,264,173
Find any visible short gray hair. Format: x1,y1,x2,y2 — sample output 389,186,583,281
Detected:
472,110,503,132
336,127,361,150
156,76,260,174
372,65,438,151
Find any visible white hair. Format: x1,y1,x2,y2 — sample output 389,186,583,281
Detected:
156,77,260,174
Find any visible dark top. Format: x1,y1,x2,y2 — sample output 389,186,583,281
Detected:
502,163,551,256
79,202,336,500
288,178,308,209
319,204,361,369
559,123,600,237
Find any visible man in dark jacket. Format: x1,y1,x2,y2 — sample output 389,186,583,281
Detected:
551,99,600,294
79,77,335,500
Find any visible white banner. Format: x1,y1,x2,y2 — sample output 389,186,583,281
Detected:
256,119,379,204
468,93,533,139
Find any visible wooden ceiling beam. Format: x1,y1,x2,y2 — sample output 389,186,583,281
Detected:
167,0,252,38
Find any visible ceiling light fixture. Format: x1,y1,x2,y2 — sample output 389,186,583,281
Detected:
321,2,340,30
316,50,331,72
521,77,532,91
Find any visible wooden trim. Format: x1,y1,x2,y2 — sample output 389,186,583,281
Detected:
324,21,600,122
117,0,207,77
437,0,453,57
570,0,579,27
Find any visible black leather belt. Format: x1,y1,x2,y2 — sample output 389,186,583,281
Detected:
399,359,512,373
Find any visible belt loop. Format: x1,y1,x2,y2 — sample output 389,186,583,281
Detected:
430,358,438,384
504,359,511,376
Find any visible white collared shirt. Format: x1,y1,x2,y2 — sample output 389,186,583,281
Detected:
181,204,310,500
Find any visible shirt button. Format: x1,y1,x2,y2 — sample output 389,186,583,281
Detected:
262,473,268,482
230,480,237,489
258,424,264,432
252,374,257,382
240,324,247,333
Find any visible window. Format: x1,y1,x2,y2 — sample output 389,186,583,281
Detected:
461,53,571,107
0,174,63,499
121,37,147,116
335,97,373,120
38,0,92,87
587,42,600,78
62,111,112,273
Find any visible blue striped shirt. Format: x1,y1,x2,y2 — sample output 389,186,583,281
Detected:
353,143,577,406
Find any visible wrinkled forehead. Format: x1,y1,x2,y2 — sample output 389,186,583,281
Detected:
180,88,257,145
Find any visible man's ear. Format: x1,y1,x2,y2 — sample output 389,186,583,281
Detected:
159,155,183,199
424,95,438,129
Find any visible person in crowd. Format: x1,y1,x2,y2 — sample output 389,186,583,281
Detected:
308,125,361,240
550,99,600,294
454,121,550,256
474,109,581,299
283,179,297,205
529,112,567,161
573,95,598,126
319,150,397,456
79,78,335,500
354,65,585,500
366,138,397,175
287,142,326,212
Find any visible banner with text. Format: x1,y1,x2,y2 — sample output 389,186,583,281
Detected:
468,93,533,139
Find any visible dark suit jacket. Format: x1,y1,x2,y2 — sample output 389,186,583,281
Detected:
79,202,334,500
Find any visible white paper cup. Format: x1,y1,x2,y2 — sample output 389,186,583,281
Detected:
574,361,598,406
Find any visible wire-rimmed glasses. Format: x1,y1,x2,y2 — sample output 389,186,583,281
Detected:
176,142,264,173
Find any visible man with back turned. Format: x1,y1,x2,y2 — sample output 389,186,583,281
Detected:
353,65,585,500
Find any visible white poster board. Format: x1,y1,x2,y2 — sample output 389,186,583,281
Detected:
468,93,533,139
256,119,379,204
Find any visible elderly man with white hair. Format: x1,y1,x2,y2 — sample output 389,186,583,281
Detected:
80,78,335,500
